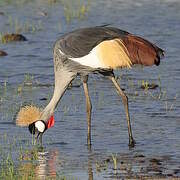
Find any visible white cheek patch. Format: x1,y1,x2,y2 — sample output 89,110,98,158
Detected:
35,121,45,133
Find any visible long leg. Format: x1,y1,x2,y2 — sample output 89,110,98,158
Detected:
110,76,135,147
82,75,92,147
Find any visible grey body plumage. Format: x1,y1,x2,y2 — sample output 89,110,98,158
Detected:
57,26,129,58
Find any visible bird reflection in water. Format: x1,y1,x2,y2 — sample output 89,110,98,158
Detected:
87,150,93,180
36,150,58,179
19,148,59,179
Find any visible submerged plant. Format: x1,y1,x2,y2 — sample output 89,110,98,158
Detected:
23,73,34,86
61,0,90,23
112,154,118,173
0,153,15,179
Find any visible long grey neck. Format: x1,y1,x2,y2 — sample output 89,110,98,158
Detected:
41,69,76,122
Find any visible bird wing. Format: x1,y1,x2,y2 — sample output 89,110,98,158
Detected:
95,38,132,69
123,35,164,66
58,26,129,58
57,26,164,68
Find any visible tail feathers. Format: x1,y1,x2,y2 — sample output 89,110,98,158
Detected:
123,35,164,66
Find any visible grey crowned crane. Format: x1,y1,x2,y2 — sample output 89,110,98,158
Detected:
16,26,164,147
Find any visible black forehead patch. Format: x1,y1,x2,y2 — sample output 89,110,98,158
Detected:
28,122,36,134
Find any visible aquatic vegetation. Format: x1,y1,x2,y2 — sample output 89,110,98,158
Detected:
1,15,43,35
61,0,91,23
97,91,105,109
23,73,34,86
141,80,158,90
93,153,180,179
0,134,75,179
62,104,70,116
0,153,16,179
164,94,177,112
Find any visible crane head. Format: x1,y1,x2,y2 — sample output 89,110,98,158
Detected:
28,116,54,145
28,120,46,135
16,105,54,145
28,115,54,135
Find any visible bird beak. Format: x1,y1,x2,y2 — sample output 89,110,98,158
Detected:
35,132,43,147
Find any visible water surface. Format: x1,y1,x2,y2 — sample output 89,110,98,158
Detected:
0,0,180,179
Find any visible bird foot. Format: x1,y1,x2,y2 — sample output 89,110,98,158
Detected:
128,138,136,148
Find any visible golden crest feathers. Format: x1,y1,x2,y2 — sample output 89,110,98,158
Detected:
16,105,42,126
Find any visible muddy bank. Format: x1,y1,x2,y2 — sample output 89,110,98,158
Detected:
0,50,7,56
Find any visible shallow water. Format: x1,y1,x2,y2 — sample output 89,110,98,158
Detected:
0,0,180,179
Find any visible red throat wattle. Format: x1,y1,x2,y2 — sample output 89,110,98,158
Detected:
47,115,55,129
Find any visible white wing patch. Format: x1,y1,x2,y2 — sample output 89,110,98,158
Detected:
59,38,132,69
69,47,108,69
